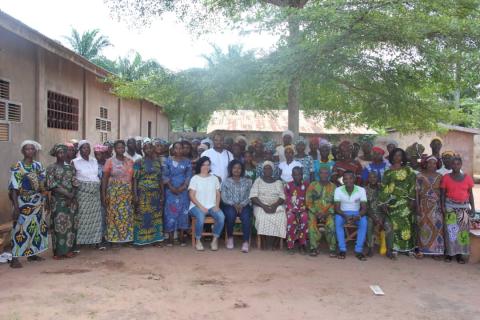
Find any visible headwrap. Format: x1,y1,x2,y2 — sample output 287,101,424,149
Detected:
20,140,42,151
339,140,352,148
425,155,438,162
103,140,113,147
65,143,74,148
309,136,320,145
372,146,385,155
319,138,331,148
143,137,152,145
441,150,456,157
264,140,276,153
78,140,90,149
386,139,398,147
262,160,274,170
69,139,79,144
192,138,201,144
431,137,443,144
201,138,212,147
198,143,208,151
282,130,294,139
235,135,247,143
49,143,67,157
421,155,441,170
406,143,425,158
284,145,295,153
94,144,108,152
295,136,307,146
135,136,142,141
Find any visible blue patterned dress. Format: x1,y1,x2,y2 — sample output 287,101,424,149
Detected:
163,157,192,232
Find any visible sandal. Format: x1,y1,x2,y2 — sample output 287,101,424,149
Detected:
10,258,22,269
355,253,367,261
27,255,45,262
444,256,452,263
329,252,337,258
337,251,346,259
387,251,398,260
309,249,318,257
456,255,466,264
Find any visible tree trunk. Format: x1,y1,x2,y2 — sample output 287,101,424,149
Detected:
287,12,300,136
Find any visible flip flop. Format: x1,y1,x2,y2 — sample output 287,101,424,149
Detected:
338,251,346,259
355,253,367,261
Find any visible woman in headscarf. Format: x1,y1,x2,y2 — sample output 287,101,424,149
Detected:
163,141,192,246
249,161,287,250
255,140,280,180
46,144,78,259
440,156,475,264
416,156,444,258
181,140,193,160
72,140,103,247
132,138,164,246
275,130,294,162
102,140,134,244
9,141,48,268
308,137,320,161
65,143,77,165
252,139,265,165
313,139,335,182
94,144,109,248
358,141,373,168
378,148,417,259
279,145,302,183
332,141,363,185
103,140,114,159
385,140,398,163
405,143,425,174
294,137,313,182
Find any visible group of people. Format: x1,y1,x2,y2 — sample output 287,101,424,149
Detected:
7,131,476,268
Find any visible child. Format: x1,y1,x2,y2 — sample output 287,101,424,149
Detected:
365,171,383,257
284,166,309,254
306,167,337,257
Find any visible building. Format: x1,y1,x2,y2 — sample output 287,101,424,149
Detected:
207,110,376,144
0,11,170,223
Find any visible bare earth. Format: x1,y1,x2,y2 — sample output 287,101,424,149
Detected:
0,187,479,320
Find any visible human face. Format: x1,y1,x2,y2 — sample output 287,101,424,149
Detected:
343,173,355,188
409,155,419,169
80,143,91,159
232,163,242,178
442,155,453,170
263,165,273,178
352,143,361,158
368,171,378,186
319,168,330,183
426,159,437,173
197,146,206,154
430,139,442,154
192,140,200,149
127,138,136,152
361,142,372,155
56,149,66,163
451,158,462,173
200,160,211,174
182,143,192,157
254,141,264,154
285,148,294,162
173,143,183,157
94,151,104,163
292,167,303,184
319,145,330,159
264,150,274,161
154,144,163,155
22,144,36,159
386,143,396,154
340,144,353,160
238,140,247,152
244,151,253,164
309,141,318,153
232,144,242,157
114,143,125,156
372,150,383,162
283,134,292,146
135,140,142,152
213,135,224,150
392,150,403,165
143,143,153,157
66,146,76,160
225,138,234,152
295,142,306,155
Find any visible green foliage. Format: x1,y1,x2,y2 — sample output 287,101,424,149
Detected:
64,28,112,60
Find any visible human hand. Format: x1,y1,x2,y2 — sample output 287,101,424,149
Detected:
12,207,21,222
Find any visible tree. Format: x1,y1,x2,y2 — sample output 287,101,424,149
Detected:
106,0,480,134
64,28,112,60
114,51,165,81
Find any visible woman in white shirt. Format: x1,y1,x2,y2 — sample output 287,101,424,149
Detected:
73,140,103,247
278,145,302,183
188,156,225,251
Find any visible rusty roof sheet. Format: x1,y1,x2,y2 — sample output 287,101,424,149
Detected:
207,110,376,135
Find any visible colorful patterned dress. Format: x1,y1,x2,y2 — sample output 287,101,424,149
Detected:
244,164,257,182
285,181,309,249
365,184,383,250
104,157,134,243
46,163,79,256
163,157,192,232
378,166,416,252
9,161,49,257
313,159,335,181
295,155,313,182
133,158,164,245
305,181,336,252
332,159,363,185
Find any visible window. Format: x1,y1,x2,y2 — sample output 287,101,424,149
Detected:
0,123,9,141
0,79,9,100
47,91,79,130
96,106,111,133
100,132,108,143
0,79,21,123
147,121,152,138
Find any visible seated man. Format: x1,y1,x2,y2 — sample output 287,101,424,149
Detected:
334,170,368,261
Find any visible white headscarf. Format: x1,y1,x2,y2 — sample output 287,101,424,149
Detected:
282,130,294,138
201,138,212,148
20,140,42,152
78,140,90,149
235,135,247,143
143,137,152,145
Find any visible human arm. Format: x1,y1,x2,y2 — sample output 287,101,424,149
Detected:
189,189,208,213
469,188,476,217
101,160,111,208
214,189,221,212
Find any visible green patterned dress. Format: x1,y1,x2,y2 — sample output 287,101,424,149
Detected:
46,163,79,256
378,167,416,252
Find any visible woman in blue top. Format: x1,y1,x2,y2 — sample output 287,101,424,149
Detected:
313,140,335,182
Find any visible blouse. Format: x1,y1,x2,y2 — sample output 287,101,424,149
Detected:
221,177,252,207
440,174,474,202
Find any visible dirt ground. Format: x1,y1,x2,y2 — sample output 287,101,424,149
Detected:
0,186,479,320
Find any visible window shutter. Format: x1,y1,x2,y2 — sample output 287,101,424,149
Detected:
7,103,21,122
0,123,9,141
0,80,9,100
0,101,5,120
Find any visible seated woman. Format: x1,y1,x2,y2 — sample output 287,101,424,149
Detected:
188,156,225,251
250,161,287,250
221,160,253,253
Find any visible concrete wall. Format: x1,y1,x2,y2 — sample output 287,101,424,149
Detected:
119,99,141,139
474,135,480,178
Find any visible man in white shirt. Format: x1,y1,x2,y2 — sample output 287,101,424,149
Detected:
275,130,294,162
201,134,233,183
334,170,368,261
125,137,142,162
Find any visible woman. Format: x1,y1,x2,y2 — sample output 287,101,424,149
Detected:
313,140,335,182
9,141,48,268
278,145,302,183
440,156,475,264
181,140,193,160
132,138,164,246
358,141,373,168
189,156,225,251
309,137,320,161
46,144,78,259
294,137,313,182
163,141,192,246
285,166,309,254
73,140,103,247
250,161,287,250
379,148,416,259
416,156,444,258
332,140,363,185
256,141,280,180
244,151,257,182
65,143,77,165
221,160,253,253
252,139,265,165
102,140,134,244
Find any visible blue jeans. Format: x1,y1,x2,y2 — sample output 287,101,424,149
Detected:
335,210,367,253
223,204,252,242
190,206,225,239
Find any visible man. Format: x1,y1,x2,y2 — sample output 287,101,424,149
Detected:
224,137,234,153
361,146,390,183
437,150,462,175
332,141,363,185
405,142,425,174
125,137,142,162
135,136,143,157
334,170,368,261
275,130,294,162
201,134,233,183
430,137,443,159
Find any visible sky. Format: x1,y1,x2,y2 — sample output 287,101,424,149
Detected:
0,0,278,71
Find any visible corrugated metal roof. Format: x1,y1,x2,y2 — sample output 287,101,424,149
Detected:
207,110,376,135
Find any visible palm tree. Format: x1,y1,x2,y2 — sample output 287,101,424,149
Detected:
115,51,164,81
65,28,112,60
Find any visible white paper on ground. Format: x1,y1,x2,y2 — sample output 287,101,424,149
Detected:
0,252,12,263
370,285,385,296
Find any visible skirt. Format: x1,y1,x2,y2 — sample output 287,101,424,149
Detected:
106,181,134,243
76,181,103,245
133,187,164,245
444,199,471,256
51,194,78,256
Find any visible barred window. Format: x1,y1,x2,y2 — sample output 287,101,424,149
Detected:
47,91,79,130
96,106,111,133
